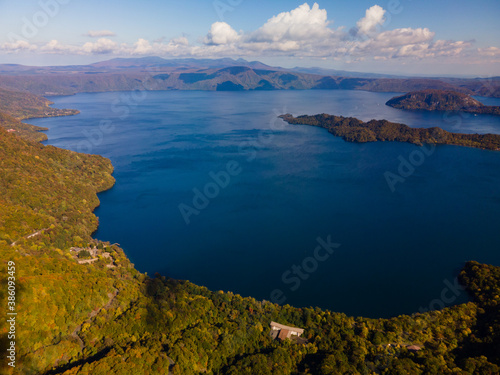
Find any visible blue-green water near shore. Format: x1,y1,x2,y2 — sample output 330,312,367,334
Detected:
32,90,500,318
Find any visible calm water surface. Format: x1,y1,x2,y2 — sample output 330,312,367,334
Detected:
31,90,500,318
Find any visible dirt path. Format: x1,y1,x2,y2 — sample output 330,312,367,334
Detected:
70,288,119,350
11,227,49,246
30,288,118,365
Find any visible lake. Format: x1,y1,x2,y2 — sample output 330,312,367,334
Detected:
31,89,500,318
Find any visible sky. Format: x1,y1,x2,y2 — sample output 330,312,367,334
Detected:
0,0,499,76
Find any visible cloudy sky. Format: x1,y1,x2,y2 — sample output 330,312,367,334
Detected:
1,0,499,76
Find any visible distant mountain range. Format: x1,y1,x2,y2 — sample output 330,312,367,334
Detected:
0,57,279,75
0,56,499,97
289,66,404,79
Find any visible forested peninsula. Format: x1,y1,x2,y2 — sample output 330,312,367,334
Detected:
0,87,79,142
1,90,500,374
279,113,500,150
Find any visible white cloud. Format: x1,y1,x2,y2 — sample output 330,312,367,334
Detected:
131,38,153,55
1,36,193,57
204,22,239,45
171,36,189,46
478,46,500,57
356,5,386,35
352,27,435,57
82,38,118,54
40,39,79,54
395,43,431,58
85,30,116,38
123,37,193,56
429,40,471,57
375,28,435,47
1,40,37,52
351,28,457,60
249,2,332,43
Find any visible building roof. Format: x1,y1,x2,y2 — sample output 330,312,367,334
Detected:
278,329,290,340
407,345,422,351
270,321,304,334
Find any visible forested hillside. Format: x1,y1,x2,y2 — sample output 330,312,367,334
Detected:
0,87,79,142
280,113,500,150
0,110,48,142
386,90,500,115
0,87,79,120
0,57,499,97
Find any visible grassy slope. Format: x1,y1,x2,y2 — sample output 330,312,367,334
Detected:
0,112,499,374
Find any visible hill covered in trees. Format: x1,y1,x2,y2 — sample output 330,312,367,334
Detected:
0,57,499,97
0,87,79,120
0,97,499,374
0,87,80,142
280,113,500,150
0,110,48,142
386,90,500,115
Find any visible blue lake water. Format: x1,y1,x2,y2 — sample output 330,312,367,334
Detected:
31,90,500,318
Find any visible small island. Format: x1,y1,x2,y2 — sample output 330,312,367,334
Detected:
279,113,500,150
386,89,500,115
